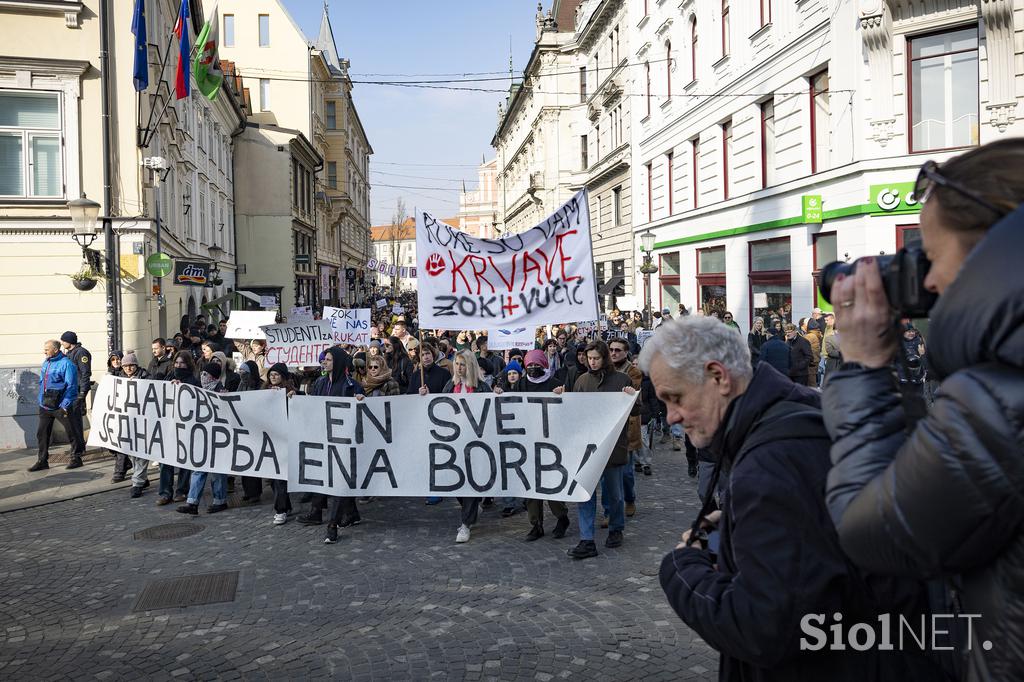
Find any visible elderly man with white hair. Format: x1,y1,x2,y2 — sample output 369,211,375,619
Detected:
639,317,950,682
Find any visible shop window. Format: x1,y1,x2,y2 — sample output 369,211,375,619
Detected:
896,224,922,250
697,246,726,316
812,232,837,311
659,252,681,312
908,27,979,152
749,237,791,326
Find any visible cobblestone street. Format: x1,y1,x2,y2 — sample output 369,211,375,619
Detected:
0,443,717,681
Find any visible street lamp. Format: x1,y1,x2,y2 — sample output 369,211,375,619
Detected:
639,230,659,329
67,192,119,354
68,194,101,255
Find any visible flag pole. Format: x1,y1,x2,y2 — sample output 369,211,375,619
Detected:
140,30,177,147
418,330,425,387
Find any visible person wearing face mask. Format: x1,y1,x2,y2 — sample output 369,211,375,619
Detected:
298,349,365,544
409,342,452,396
825,140,1024,679
177,363,230,515
495,349,571,541
211,351,240,391
117,353,152,497
156,351,199,505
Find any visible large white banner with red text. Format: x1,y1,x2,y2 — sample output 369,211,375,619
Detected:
416,190,598,329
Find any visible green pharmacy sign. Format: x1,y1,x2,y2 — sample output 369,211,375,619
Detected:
802,195,823,223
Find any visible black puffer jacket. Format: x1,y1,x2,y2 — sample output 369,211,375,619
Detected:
660,364,948,681
824,204,1024,681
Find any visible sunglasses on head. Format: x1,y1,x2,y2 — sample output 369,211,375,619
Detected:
914,160,1008,217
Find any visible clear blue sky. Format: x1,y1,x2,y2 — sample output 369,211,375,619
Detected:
282,0,540,225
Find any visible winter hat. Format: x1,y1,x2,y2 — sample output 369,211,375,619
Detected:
237,362,251,375
268,362,290,380
505,359,523,375
202,362,222,379
212,351,228,364
61,331,78,344
524,349,549,369
242,360,260,377
122,352,140,366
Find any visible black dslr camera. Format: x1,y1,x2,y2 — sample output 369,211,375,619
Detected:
819,248,937,318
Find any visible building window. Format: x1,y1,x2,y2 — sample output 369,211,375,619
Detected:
659,252,681,312
697,246,726,316
292,159,299,209
612,186,621,226
810,69,829,173
644,0,649,18
644,61,651,117
908,26,979,152
579,66,587,102
665,41,672,100
896,224,922,250
690,16,698,82
722,120,732,200
258,14,270,47
722,0,730,57
749,237,792,325
259,78,270,111
580,134,588,170
223,14,234,47
326,101,336,129
646,162,653,221
760,0,771,27
690,138,699,209
760,99,775,188
665,151,674,216
0,91,63,198
812,232,837,310
328,161,337,189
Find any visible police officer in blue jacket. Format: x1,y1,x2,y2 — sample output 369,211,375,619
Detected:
59,330,91,466
30,339,81,471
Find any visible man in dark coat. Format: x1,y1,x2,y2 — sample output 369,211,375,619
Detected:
757,330,790,376
784,323,812,386
407,342,452,395
148,338,175,380
639,317,950,682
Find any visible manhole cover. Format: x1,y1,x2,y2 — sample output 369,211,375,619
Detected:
134,522,205,541
133,571,239,612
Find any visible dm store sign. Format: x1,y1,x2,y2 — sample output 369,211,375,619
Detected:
173,260,210,287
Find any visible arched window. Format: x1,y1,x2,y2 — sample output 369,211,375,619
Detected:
666,41,672,99
690,17,698,82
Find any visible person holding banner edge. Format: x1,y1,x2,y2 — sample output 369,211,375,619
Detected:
569,340,639,560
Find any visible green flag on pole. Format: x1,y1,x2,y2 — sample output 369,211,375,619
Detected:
193,2,222,100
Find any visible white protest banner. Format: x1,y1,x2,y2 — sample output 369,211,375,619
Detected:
290,306,313,322
416,190,598,330
225,311,278,339
487,327,535,351
87,376,289,478
259,295,277,309
392,305,405,315
322,307,371,346
287,392,635,501
637,329,654,347
375,299,388,309
262,320,335,367
615,295,639,312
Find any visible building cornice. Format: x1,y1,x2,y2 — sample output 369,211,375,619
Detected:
0,0,83,28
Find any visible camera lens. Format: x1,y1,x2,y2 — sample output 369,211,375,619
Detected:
818,261,855,305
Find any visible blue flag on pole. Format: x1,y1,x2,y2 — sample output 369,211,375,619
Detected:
131,0,149,92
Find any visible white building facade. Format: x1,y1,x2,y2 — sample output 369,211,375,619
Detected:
632,0,1024,329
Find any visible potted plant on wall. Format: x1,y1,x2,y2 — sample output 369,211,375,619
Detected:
69,261,100,291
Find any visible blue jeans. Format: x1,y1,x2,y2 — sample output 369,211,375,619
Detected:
158,464,191,499
579,465,626,540
187,470,227,505
604,455,635,515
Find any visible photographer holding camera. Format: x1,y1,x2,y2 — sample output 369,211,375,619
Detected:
823,139,1024,680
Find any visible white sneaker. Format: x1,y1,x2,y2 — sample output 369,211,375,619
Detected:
455,524,471,543
273,513,287,525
